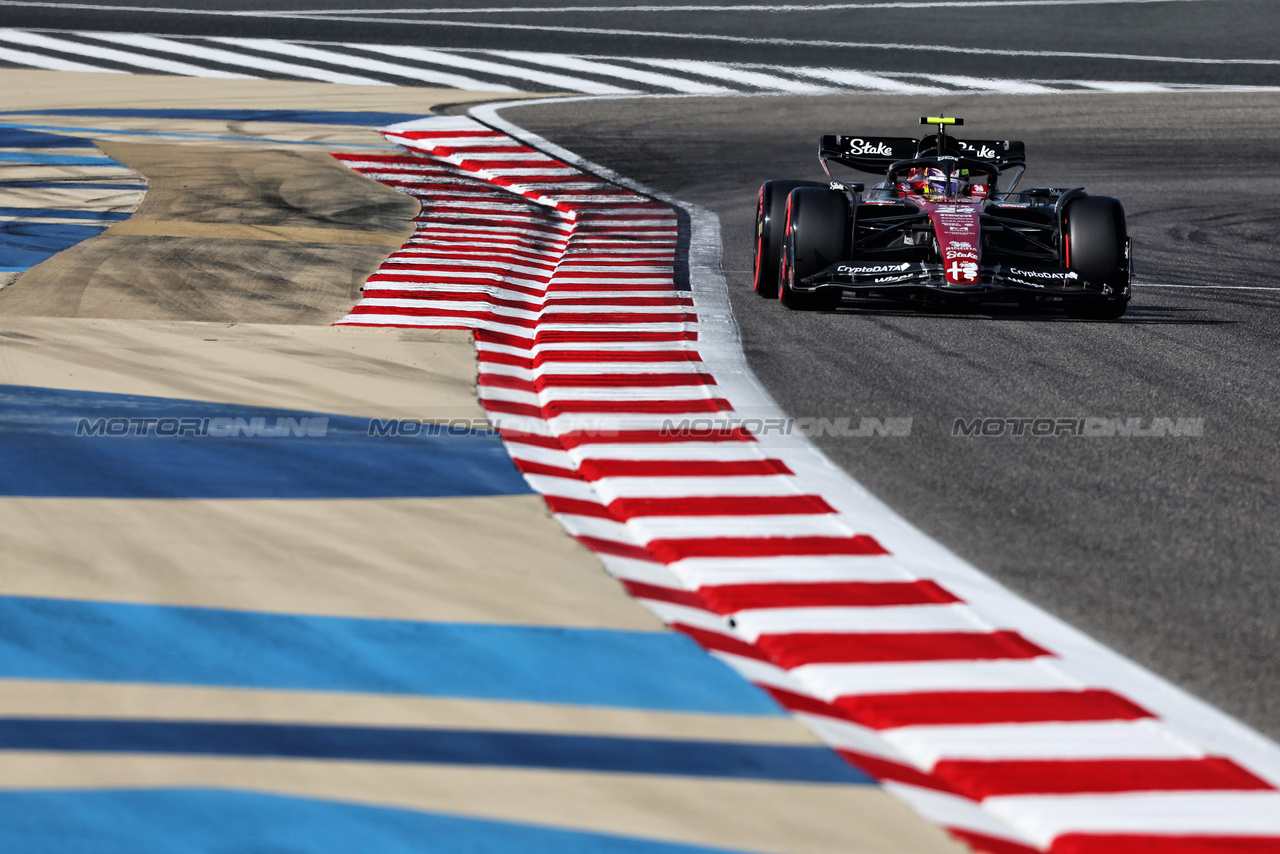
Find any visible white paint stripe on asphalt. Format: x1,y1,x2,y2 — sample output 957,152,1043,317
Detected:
92,32,384,85
917,73,1056,94
487,50,737,94
1135,283,1280,290
782,65,949,94
207,37,520,91
626,57,836,93
1062,79,1176,92
0,29,253,78
366,44,637,94
0,41,123,72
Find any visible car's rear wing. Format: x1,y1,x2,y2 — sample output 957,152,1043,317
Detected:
819,135,919,174
820,134,1026,175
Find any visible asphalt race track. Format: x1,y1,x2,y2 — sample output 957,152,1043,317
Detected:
3,0,1279,804
501,89,1280,742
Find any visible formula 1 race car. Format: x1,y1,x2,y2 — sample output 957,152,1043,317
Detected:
752,117,1132,319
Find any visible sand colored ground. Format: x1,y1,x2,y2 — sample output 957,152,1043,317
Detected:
0,141,419,323
0,494,655,626
0,681,816,744
0,319,484,421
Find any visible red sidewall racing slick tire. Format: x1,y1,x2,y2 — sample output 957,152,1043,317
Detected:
1063,195,1130,320
753,179,826,298
779,187,848,311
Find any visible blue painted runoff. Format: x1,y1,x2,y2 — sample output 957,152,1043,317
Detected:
0,223,107,270
3,109,427,127
0,151,118,165
0,719,866,783
0,788,757,854
0,182,144,190
0,128,96,148
0,384,532,499
0,207,133,221
0,596,784,715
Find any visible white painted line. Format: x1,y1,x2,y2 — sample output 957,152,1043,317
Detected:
1135,283,1280,290
782,65,949,94
0,41,123,72
0,29,253,78
203,37,519,90
626,57,835,93
1061,79,1176,92
488,50,737,94
93,32,383,85
918,73,1056,94
367,44,637,94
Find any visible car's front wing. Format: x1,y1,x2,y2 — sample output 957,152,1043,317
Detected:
797,261,1127,301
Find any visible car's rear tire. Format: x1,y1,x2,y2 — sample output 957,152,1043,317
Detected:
1062,195,1130,320
753,179,826,298
779,187,848,311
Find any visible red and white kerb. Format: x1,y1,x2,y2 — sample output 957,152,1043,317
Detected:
334,115,1280,854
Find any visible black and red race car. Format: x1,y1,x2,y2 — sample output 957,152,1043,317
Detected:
752,117,1132,319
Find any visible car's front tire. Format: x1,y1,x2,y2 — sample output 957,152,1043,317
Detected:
778,187,848,311
753,179,826,298
1062,195,1130,320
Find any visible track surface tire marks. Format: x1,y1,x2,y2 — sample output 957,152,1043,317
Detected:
503,91,1280,741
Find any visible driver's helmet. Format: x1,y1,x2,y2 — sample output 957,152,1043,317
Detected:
901,167,952,196
922,167,950,196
